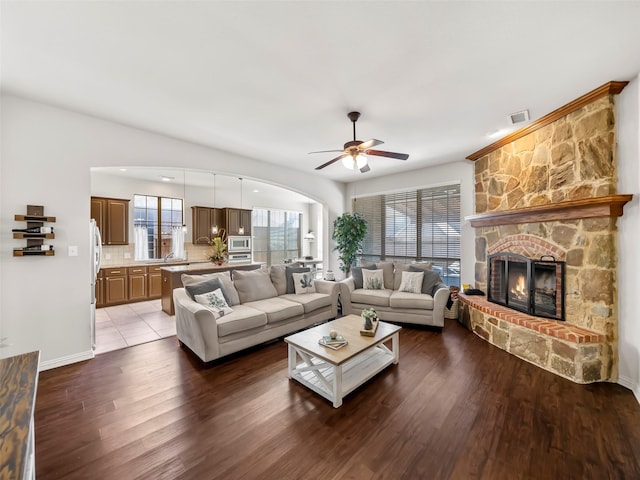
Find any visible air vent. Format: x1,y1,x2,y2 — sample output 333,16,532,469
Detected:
508,109,530,125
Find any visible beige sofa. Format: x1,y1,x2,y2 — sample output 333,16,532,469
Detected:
339,261,450,329
174,265,340,363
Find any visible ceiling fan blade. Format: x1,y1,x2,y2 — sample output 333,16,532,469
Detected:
315,154,347,170
365,149,409,160
358,139,384,150
359,164,371,173
308,149,344,154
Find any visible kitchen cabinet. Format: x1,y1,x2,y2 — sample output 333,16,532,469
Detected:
104,267,128,305
91,196,130,245
191,206,223,244
95,270,105,308
148,265,163,299
223,208,252,236
127,266,148,301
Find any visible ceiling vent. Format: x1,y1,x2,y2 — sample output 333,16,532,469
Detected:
508,109,530,125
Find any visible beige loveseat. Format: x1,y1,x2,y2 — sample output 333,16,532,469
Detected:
174,265,340,363
339,261,450,329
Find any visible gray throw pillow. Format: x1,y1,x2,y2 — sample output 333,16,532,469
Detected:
185,277,231,305
409,266,441,295
432,282,448,296
285,266,310,293
351,264,376,289
232,269,278,303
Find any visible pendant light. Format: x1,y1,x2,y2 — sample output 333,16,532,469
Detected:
238,177,245,235
304,199,315,240
182,170,188,233
211,173,218,235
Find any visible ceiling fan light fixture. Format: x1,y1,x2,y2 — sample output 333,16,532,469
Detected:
341,156,355,170
356,153,368,169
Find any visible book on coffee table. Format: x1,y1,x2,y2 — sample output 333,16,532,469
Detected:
318,338,348,350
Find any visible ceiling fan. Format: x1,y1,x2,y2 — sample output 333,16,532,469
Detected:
311,111,409,173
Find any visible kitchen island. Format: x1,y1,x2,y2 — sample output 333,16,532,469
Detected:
160,262,263,315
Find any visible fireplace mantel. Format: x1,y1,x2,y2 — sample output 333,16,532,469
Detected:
466,194,633,228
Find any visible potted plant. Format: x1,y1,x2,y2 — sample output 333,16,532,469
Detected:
208,236,228,265
332,212,367,277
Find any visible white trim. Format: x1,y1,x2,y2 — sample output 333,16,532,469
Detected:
39,350,94,371
618,375,640,406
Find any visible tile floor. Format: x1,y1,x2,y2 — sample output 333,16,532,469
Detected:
94,299,177,355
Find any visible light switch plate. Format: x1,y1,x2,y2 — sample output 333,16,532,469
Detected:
68,245,78,257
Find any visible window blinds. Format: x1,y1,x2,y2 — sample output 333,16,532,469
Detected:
354,184,461,286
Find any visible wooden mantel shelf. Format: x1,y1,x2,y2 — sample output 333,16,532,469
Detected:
466,194,633,227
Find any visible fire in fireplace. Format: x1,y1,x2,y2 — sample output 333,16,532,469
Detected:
487,252,565,321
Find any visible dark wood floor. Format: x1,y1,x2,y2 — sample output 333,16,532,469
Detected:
35,320,640,480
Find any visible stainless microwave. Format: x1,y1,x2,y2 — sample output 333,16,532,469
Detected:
228,236,251,252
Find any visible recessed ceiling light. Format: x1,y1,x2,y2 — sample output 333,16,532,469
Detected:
161,176,174,182
119,168,128,172
253,189,259,193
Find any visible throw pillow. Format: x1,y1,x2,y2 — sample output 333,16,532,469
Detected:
409,266,442,295
181,271,240,306
362,268,384,290
194,288,234,319
292,272,315,294
393,263,411,290
285,266,311,294
351,264,377,289
184,277,231,305
398,271,424,294
232,269,278,303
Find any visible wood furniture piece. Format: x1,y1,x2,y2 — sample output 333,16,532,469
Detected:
103,267,128,306
13,205,56,256
191,206,224,244
285,315,401,407
0,351,40,480
223,207,252,236
161,262,262,315
95,270,105,308
148,265,163,299
91,196,130,245
127,266,148,302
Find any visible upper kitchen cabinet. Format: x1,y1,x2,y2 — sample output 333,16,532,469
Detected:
91,196,130,245
191,206,223,244
223,208,252,236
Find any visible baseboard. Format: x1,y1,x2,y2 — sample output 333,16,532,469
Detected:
39,349,95,371
618,375,640,406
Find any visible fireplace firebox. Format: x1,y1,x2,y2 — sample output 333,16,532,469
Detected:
487,253,565,321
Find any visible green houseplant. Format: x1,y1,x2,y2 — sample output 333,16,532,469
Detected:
332,212,367,277
208,236,228,265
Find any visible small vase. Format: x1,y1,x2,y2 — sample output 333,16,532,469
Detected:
364,317,373,330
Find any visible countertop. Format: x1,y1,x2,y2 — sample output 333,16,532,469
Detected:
160,262,263,273
101,260,209,268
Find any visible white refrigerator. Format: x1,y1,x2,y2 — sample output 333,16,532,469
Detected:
90,219,103,349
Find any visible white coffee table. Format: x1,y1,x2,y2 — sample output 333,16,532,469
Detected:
284,314,401,407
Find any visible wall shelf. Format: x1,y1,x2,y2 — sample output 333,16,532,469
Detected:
13,205,56,257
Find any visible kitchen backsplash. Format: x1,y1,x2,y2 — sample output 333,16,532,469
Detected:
101,243,213,266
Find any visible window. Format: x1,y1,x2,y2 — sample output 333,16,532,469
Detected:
252,208,301,266
354,184,461,287
133,194,184,260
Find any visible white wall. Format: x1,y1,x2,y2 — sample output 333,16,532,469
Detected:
344,161,475,285
0,94,344,367
617,74,640,404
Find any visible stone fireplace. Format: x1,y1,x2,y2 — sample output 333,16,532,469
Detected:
459,81,632,384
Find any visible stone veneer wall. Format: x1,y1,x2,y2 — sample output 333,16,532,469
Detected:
472,95,619,382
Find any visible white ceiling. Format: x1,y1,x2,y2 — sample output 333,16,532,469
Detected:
3,1,640,182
